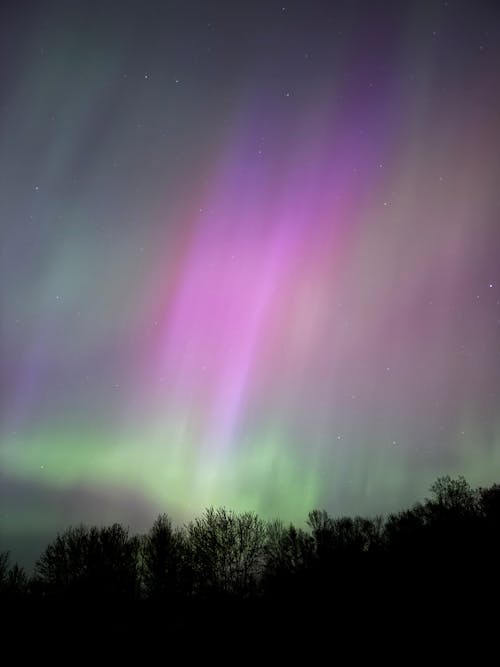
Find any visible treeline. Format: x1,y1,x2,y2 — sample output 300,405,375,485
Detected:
1,475,499,607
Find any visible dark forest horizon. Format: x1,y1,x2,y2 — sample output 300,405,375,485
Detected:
2,473,499,656
1,474,498,578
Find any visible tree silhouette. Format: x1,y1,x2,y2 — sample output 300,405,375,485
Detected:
0,552,29,600
2,473,499,651
480,482,500,523
427,475,480,517
187,507,266,598
0,551,9,592
265,519,314,576
263,519,314,599
384,503,427,553
34,523,140,599
308,509,384,562
6,564,29,597
141,513,186,600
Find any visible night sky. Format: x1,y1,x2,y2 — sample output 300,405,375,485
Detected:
1,0,500,567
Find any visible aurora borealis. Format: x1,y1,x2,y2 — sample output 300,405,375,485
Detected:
1,0,500,566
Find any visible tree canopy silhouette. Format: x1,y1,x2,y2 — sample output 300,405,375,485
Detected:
2,473,498,652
